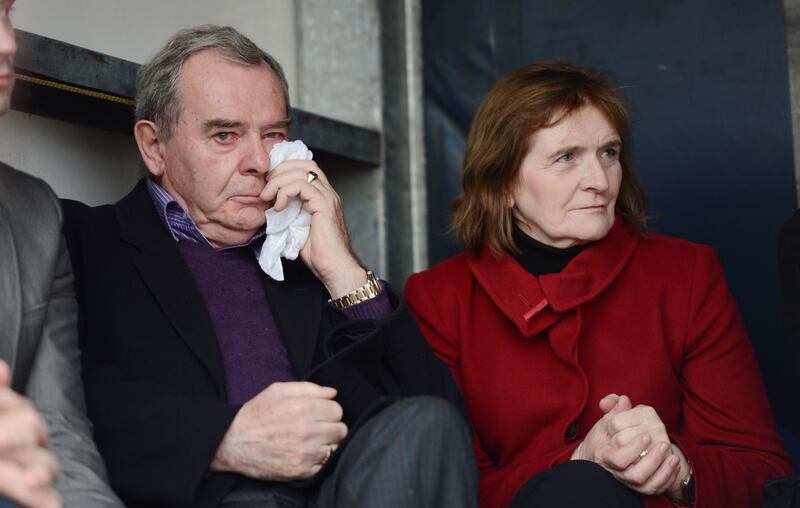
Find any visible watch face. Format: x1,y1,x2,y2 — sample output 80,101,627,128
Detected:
686,474,695,504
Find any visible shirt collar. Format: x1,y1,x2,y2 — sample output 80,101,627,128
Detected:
146,178,265,251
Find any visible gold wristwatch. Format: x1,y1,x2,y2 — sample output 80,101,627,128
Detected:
329,270,381,309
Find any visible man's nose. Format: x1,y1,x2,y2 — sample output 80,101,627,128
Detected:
241,135,271,175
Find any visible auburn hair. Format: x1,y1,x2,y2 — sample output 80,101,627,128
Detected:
451,61,647,256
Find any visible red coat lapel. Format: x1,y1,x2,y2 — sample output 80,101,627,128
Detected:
466,217,638,338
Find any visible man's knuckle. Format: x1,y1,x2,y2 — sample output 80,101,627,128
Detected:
285,399,306,416
294,421,318,441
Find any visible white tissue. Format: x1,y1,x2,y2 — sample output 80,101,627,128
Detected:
258,140,314,281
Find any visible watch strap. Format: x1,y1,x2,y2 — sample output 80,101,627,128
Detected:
328,270,381,309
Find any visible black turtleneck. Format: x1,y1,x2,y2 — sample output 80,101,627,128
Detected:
510,225,585,276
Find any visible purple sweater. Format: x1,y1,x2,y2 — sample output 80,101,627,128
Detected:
147,179,391,404
179,240,296,404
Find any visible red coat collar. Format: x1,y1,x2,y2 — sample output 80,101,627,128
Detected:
466,217,638,337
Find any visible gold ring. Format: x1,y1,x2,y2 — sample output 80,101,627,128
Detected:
307,171,319,184
320,445,333,465
639,449,649,459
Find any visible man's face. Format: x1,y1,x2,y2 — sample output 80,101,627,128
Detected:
155,49,288,247
0,0,16,115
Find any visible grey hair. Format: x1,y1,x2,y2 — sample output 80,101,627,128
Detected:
135,24,291,138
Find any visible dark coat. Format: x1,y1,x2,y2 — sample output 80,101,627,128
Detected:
63,179,462,508
406,218,792,508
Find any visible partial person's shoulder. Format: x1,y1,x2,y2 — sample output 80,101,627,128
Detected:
0,162,61,223
0,162,58,205
61,197,116,227
61,199,119,256
62,197,98,219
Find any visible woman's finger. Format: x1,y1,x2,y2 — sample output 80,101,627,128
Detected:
616,441,672,487
633,453,680,496
600,432,651,471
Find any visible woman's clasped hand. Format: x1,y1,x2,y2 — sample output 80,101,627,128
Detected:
572,395,689,501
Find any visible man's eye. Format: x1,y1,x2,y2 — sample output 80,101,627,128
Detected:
264,131,286,139
214,132,233,142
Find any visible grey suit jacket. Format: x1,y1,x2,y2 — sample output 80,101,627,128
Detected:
0,163,122,507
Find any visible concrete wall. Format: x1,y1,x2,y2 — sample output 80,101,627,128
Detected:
0,0,296,206
296,0,385,274
8,0,297,92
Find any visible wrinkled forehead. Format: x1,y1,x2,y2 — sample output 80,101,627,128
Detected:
175,50,286,121
529,105,621,150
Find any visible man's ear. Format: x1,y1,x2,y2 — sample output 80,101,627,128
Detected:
134,120,167,178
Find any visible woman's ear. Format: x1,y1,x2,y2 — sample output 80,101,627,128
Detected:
134,120,167,178
504,188,516,209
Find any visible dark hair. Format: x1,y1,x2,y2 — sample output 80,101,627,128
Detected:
451,61,647,256
135,25,290,139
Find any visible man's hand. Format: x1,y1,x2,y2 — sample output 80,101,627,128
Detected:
260,160,368,297
571,394,687,497
211,382,348,481
0,361,61,508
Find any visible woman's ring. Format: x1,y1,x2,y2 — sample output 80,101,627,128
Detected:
307,171,319,184
639,449,649,459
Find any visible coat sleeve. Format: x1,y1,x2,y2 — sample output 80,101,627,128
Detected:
80,368,240,507
374,284,465,404
24,189,123,508
672,245,793,507
404,274,462,381
309,283,467,422
404,274,496,468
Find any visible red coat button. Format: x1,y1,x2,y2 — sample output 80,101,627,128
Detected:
565,422,579,441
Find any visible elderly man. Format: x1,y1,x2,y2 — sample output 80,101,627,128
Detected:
0,1,122,507
63,24,476,508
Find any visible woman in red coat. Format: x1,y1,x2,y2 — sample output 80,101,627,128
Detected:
405,62,793,508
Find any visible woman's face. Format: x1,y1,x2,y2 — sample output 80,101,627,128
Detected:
511,105,623,248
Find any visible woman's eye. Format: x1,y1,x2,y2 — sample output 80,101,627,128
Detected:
557,153,575,163
603,147,620,158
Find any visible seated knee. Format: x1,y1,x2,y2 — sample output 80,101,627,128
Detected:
392,396,468,436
